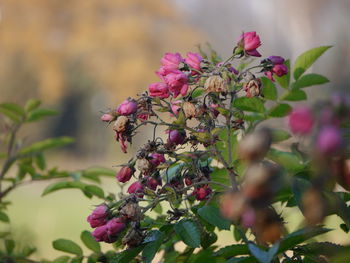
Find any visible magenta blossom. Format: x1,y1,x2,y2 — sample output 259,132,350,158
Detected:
127,181,144,198
161,52,183,70
101,113,114,122
116,166,134,183
272,64,288,77
149,153,166,167
185,52,202,71
316,125,342,154
146,176,161,190
92,225,109,242
164,70,189,97
268,56,285,65
238,32,261,57
171,100,182,116
87,205,108,228
288,107,314,135
117,99,138,116
149,82,170,99
106,217,125,236
167,129,186,146
193,185,212,200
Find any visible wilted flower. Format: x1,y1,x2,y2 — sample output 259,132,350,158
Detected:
183,102,197,119
238,129,272,162
204,75,228,93
244,78,262,98
113,116,129,133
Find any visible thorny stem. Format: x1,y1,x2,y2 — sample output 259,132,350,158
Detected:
227,92,238,191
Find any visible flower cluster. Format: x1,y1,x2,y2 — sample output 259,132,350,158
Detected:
92,31,290,245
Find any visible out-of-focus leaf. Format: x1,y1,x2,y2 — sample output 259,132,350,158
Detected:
85,185,105,199
0,211,10,222
174,219,201,248
268,103,292,117
35,152,46,170
5,239,15,254
42,181,86,196
210,168,230,191
81,230,101,253
25,99,41,112
248,242,279,263
201,231,217,249
26,108,58,122
52,239,83,256
226,257,258,263
233,97,265,113
271,129,291,143
213,244,249,258
0,103,25,122
19,137,74,155
261,77,277,100
293,73,329,89
281,88,307,101
52,256,70,263
192,88,205,98
293,46,332,80
267,148,305,172
197,206,231,230
112,245,145,263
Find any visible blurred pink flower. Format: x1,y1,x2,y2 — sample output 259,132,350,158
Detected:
288,107,314,135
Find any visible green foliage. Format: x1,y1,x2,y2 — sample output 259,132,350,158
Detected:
197,206,231,230
233,97,265,113
174,219,201,248
52,239,83,256
80,230,101,254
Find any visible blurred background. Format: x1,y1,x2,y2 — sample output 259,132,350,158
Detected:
1,0,350,259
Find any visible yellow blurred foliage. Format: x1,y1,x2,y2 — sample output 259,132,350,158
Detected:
0,0,203,104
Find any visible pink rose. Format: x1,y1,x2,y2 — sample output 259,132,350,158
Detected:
238,32,261,57
87,205,108,228
106,217,125,236
149,82,170,99
146,176,161,190
316,125,342,154
161,52,183,70
127,181,144,198
149,153,166,167
185,52,202,71
171,100,182,116
164,70,189,98
92,225,109,242
288,107,314,135
167,129,186,146
117,99,138,116
116,166,134,183
272,64,288,77
101,114,114,122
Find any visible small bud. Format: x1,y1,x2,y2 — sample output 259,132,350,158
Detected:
116,166,134,183
106,217,126,237
193,185,212,200
117,99,138,116
87,204,109,228
238,129,272,162
101,113,114,122
204,75,228,93
127,181,144,198
183,102,197,119
167,130,186,146
113,116,129,133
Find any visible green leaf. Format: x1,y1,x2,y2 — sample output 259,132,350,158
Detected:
261,77,277,100
0,211,10,222
25,99,41,112
80,231,100,253
197,206,231,230
268,103,292,117
271,129,291,143
85,185,105,199
42,181,86,196
324,191,350,228
293,46,332,80
214,244,249,258
52,256,70,263
83,167,115,177
192,88,205,98
201,231,218,249
35,152,46,170
210,168,230,191
5,239,15,254
0,103,25,122
233,97,265,113
142,231,166,263
26,108,58,122
112,245,145,263
248,243,279,263
174,219,201,248
19,137,74,155
267,148,304,172
278,227,331,253
293,73,329,89
52,239,83,256
275,60,290,89
280,89,307,101
215,129,238,166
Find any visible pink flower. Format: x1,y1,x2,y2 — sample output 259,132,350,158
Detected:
87,205,108,228
272,64,288,77
137,113,149,122
167,129,186,145
101,114,114,122
185,52,202,71
171,100,182,116
193,185,212,200
161,52,183,70
149,82,170,99
316,125,342,154
106,217,125,236
116,166,134,183
288,107,314,135
164,70,189,97
117,99,138,116
92,225,109,242
238,32,261,57
146,176,161,190
241,208,256,228
127,181,144,198
149,153,166,167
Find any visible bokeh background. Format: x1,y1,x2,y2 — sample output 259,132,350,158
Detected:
1,0,350,259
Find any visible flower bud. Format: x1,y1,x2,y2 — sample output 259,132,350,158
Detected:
161,52,183,70
136,158,151,173
192,185,212,200
272,64,288,77
113,116,129,133
101,113,114,122
204,75,228,93
146,176,161,190
316,125,342,155
92,225,109,242
183,102,197,119
237,32,262,57
116,166,134,183
244,78,262,98
238,129,272,162
106,217,125,237
288,107,314,135
117,99,138,116
184,177,193,186
167,129,186,146
268,56,285,65
87,204,108,228
149,153,166,167
127,181,144,198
